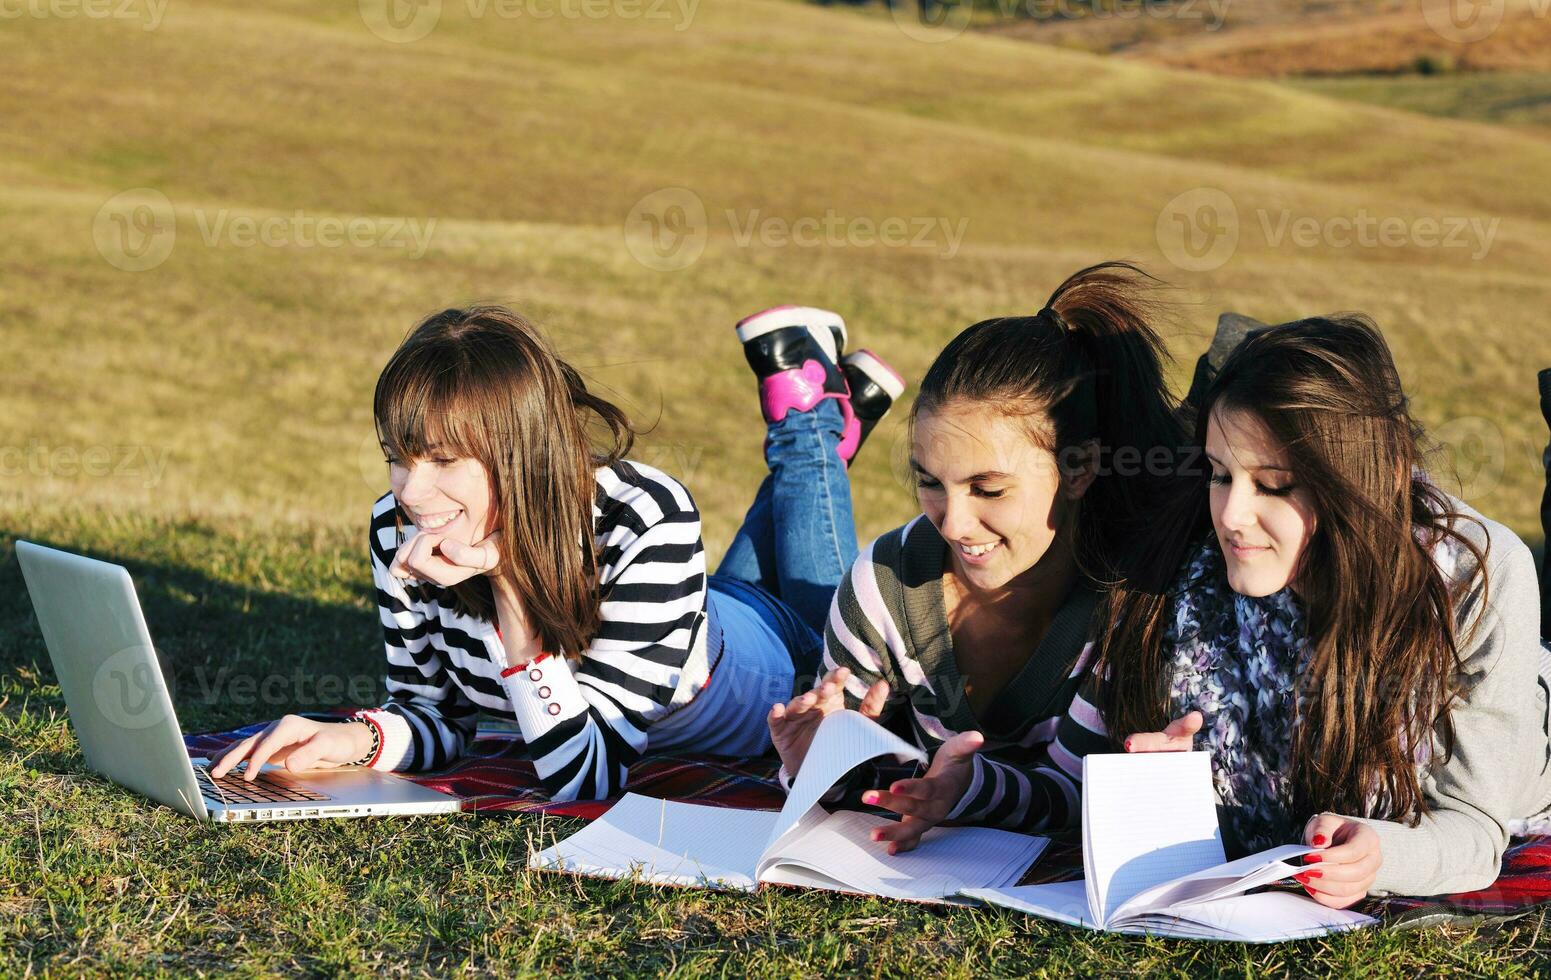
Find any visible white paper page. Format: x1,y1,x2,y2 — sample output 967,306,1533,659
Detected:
1113,843,1315,921
760,809,1047,900
1163,890,1377,942
961,879,1098,929
1082,752,1225,926
528,794,777,890
764,710,926,855
982,886,1374,942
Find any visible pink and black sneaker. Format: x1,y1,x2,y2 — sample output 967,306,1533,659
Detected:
735,305,854,434
837,350,906,465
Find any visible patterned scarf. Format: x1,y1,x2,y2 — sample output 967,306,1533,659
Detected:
1164,535,1310,854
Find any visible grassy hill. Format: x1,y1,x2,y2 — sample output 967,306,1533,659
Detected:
3,0,1549,542
3,1,1551,972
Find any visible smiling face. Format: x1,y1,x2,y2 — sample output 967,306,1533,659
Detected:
385,442,495,546
1206,406,1319,598
911,399,1093,593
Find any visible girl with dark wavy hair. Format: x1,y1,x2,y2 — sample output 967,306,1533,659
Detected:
1102,316,1549,907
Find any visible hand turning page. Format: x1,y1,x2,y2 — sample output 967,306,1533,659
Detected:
962,751,1376,941
529,709,1049,903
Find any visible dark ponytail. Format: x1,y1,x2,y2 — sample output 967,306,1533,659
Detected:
911,261,1185,584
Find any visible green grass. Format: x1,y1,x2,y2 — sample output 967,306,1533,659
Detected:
1289,72,1551,133
4,0,1551,972
6,514,1551,975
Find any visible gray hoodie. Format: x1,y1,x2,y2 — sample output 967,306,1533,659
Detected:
1350,499,1551,896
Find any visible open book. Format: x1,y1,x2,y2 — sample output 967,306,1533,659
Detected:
528,710,1048,903
962,751,1377,941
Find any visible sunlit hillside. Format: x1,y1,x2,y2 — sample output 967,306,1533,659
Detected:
3,0,1549,554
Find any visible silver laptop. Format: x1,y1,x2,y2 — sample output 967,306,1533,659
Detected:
15,540,464,823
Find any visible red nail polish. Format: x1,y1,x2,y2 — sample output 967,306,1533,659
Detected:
1124,737,1133,752
1303,884,1317,896
1311,834,1327,846
1305,853,1322,864
1294,873,1309,884
1307,871,1322,879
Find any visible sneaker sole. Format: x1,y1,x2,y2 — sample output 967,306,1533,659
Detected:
842,349,906,401
735,305,846,365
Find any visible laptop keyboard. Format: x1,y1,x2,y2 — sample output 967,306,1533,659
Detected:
195,765,333,805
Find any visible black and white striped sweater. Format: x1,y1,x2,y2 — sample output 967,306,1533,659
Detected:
355,459,715,801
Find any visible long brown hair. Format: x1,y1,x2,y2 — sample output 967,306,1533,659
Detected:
909,261,1185,585
374,306,635,658
1095,314,1488,824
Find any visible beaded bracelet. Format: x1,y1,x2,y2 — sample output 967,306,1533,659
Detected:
350,716,381,766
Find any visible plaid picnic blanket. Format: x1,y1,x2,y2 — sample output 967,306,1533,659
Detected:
183,709,787,821
185,710,1551,929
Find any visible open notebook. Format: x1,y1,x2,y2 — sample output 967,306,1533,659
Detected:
528,710,1048,903
962,751,1377,941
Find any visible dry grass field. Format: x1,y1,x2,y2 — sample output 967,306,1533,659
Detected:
4,0,1550,972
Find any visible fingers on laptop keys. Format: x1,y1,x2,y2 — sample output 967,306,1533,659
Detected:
210,714,315,780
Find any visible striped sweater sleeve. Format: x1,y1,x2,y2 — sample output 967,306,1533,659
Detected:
947,660,1110,833
496,462,709,802
823,526,1111,833
821,539,903,718
356,498,480,772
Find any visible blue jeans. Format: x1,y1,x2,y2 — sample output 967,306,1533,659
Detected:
714,397,860,685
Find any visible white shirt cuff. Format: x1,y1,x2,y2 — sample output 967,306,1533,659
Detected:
352,708,414,771
497,654,587,752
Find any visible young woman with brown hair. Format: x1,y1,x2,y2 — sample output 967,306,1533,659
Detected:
209,303,906,801
1102,315,1550,907
767,262,1186,852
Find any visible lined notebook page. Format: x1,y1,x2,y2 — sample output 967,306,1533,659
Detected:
763,810,1047,899
1164,890,1377,942
766,710,927,853
528,794,776,889
1082,752,1225,925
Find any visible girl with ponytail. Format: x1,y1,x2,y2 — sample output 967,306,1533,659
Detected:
767,262,1185,850
210,303,909,801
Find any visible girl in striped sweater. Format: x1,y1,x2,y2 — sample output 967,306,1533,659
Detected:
767,262,1186,851
210,304,905,801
